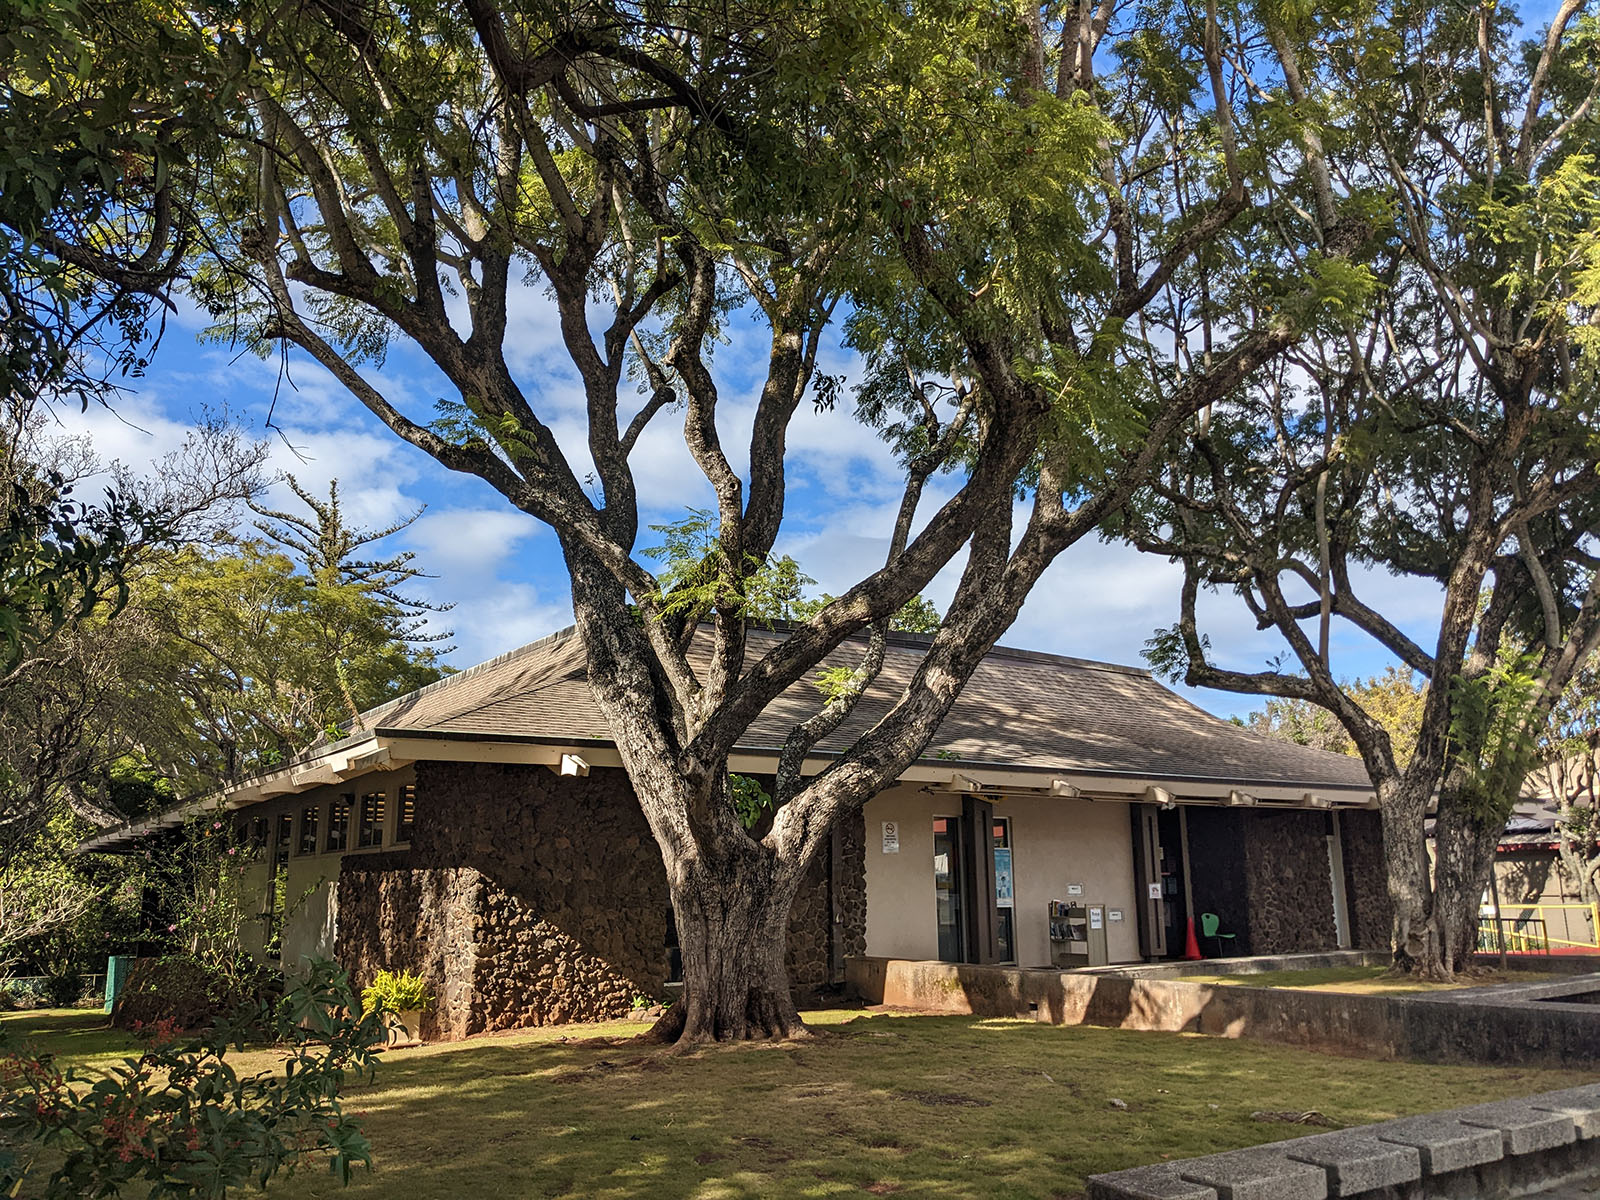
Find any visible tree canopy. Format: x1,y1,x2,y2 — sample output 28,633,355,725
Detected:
1131,0,1600,975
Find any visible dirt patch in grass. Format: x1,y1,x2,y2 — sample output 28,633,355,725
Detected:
1177,965,1565,994
6,1007,1597,1199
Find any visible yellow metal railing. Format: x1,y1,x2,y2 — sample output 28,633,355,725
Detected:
1479,902,1599,952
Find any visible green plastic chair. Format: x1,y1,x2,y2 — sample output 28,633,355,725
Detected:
1200,913,1237,957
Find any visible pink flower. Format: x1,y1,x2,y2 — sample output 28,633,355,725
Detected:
213,821,222,829
227,847,237,855
167,924,177,932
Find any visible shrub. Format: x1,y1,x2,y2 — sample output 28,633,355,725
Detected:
0,979,50,1011
111,957,282,1033
0,959,385,1198
360,969,433,1015
42,974,82,1008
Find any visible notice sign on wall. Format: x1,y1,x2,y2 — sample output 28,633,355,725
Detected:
994,848,1013,907
1148,882,1163,901
1108,909,1124,922
882,821,900,854
1089,908,1104,930
1066,882,1084,897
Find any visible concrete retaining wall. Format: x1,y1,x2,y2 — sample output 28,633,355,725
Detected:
1089,1084,1600,1200
845,956,1600,1067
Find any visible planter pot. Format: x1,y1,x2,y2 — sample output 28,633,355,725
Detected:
386,1008,424,1047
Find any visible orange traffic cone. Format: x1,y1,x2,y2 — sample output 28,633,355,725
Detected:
1181,916,1203,960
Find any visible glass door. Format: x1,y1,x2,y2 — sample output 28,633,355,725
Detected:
933,816,965,962
993,817,1014,963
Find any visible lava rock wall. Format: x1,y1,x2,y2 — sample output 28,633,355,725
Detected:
334,761,865,1036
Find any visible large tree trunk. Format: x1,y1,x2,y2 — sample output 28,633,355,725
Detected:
662,845,806,1043
1380,776,1449,977
1431,784,1503,972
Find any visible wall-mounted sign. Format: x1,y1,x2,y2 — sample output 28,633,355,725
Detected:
882,821,900,854
1148,882,1163,901
994,848,1013,907
1108,909,1124,922
1066,882,1084,897
1089,908,1104,930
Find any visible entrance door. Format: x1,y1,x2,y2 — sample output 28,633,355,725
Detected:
933,815,965,962
1132,804,1169,959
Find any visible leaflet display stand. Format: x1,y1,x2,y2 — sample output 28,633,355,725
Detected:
1048,899,1109,967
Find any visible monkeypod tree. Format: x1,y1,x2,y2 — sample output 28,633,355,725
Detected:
1133,1,1600,977
172,0,1365,1041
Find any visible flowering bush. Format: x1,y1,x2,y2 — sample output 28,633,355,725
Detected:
0,959,386,1198
143,812,262,970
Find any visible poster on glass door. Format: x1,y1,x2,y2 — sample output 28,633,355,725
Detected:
994,847,1014,907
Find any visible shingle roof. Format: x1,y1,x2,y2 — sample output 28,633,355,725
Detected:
351,625,1372,791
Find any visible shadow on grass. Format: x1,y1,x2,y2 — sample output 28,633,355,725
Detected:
257,1011,1597,1200
0,1008,139,1062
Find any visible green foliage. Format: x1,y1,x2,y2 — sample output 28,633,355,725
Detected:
141,812,263,972
360,970,434,1016
1446,657,1542,824
0,959,383,1198
109,957,281,1035
0,0,230,407
729,775,774,831
1238,669,1426,770
126,486,448,795
645,509,945,634
0,473,154,675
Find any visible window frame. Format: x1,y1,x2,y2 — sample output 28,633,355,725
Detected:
357,790,386,849
326,795,352,853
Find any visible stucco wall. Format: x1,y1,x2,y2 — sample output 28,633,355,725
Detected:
861,787,1141,966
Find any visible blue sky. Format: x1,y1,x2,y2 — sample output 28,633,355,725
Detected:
45,279,1449,725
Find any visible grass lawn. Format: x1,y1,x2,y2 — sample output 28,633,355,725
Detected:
4,1006,1596,1199
1176,965,1565,995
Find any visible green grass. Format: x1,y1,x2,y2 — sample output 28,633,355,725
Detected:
4,1006,1595,1199
1176,965,1562,995
0,1006,140,1065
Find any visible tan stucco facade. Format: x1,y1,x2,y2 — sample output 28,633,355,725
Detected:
862,785,1142,966
231,764,416,970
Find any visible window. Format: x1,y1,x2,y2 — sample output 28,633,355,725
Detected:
326,796,351,852
274,812,292,868
993,817,1014,963
298,805,319,855
396,784,415,845
358,791,385,848
249,816,269,852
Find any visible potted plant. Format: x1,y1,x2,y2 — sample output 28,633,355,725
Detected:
361,969,434,1046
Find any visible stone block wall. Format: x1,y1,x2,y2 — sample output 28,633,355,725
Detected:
1241,809,1340,953
1185,807,1343,956
785,808,868,1001
1339,808,1394,953
412,761,669,1028
333,761,869,1037
333,859,481,1040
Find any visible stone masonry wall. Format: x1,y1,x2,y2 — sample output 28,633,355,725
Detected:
411,761,668,1030
333,762,874,1036
1241,809,1340,953
333,858,481,1041
786,807,867,1001
1339,808,1394,953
